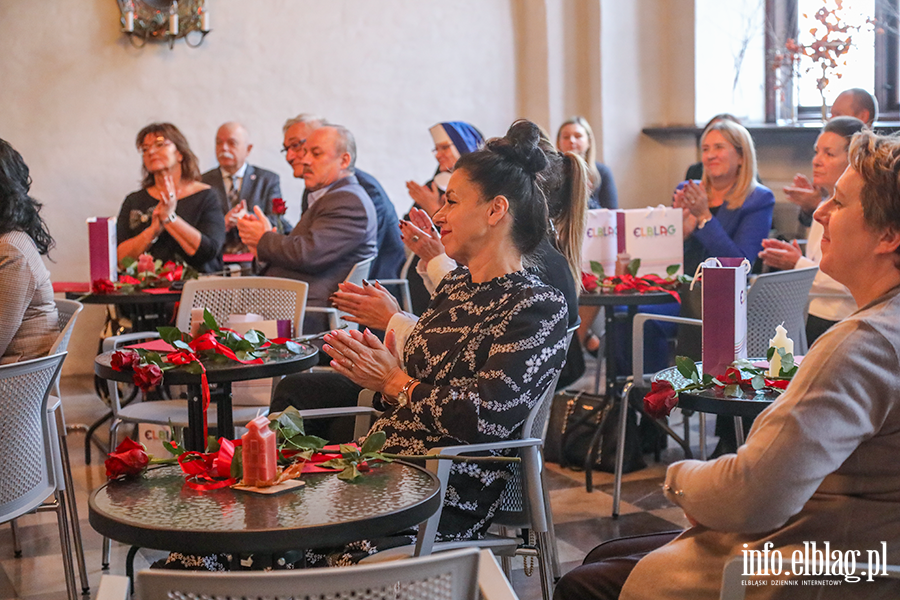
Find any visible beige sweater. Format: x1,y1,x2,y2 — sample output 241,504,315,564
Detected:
623,285,900,599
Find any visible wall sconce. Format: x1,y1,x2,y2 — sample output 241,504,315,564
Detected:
118,0,210,49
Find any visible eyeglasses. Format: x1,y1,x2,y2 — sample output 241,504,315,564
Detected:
281,139,306,154
432,142,454,155
139,138,173,155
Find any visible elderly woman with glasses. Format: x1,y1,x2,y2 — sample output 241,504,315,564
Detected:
116,122,225,274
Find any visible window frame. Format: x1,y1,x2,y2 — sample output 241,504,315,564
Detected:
764,0,898,122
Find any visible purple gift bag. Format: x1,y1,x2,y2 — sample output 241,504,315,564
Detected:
696,258,750,377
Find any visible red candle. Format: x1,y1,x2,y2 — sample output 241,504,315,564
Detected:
241,415,277,487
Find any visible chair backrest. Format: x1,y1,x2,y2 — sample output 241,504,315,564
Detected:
495,323,576,525
136,547,480,600
49,299,83,397
746,266,818,356
175,276,308,338
0,353,66,524
346,256,376,288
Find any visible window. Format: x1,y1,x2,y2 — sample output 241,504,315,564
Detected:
765,0,898,122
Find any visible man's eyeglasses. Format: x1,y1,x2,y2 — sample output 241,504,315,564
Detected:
432,142,454,155
281,139,306,154
139,138,173,155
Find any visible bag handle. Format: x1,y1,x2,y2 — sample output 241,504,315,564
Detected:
689,257,752,291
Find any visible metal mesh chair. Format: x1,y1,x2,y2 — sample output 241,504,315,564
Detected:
132,547,480,600
0,353,77,600
377,251,418,313
313,325,577,600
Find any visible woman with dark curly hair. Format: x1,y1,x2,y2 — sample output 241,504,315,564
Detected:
0,138,59,363
116,123,225,273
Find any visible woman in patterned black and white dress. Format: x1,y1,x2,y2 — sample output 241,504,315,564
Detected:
316,120,570,564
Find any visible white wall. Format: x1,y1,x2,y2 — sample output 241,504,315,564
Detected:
0,0,518,283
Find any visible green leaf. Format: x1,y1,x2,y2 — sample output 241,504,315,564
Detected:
340,444,361,460
206,436,220,453
666,264,680,276
282,435,327,452
158,326,183,345
271,407,306,439
231,446,243,479
589,261,606,279
283,341,302,354
162,439,185,456
319,458,350,470
183,362,204,375
690,371,700,385
751,374,765,390
121,256,137,269
243,329,263,345
779,353,795,375
338,464,360,481
723,384,742,398
626,258,641,276
675,356,698,379
173,339,192,351
203,309,220,332
360,431,386,455
766,346,776,361
702,373,714,385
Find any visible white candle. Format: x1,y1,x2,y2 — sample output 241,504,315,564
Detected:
767,323,794,377
201,10,210,31
169,12,179,36
124,10,134,32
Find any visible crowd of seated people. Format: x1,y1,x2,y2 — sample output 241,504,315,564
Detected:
10,82,897,593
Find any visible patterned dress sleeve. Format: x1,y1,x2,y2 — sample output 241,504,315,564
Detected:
405,286,568,445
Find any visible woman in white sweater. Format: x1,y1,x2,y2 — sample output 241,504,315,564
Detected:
758,116,866,344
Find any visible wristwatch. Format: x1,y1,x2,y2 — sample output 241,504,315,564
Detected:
394,377,418,409
162,212,177,225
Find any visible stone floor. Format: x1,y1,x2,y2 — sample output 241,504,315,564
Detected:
0,362,711,600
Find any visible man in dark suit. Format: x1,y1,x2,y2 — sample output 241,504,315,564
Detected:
237,124,376,333
201,121,287,253
289,115,405,280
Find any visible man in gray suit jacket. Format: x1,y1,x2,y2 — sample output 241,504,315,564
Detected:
201,122,287,253
237,124,376,334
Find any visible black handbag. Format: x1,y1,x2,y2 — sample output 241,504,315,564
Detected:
545,391,646,474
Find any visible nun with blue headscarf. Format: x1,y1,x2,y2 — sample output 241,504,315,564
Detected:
405,121,483,216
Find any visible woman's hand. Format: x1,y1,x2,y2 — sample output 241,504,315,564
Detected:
758,238,802,270
674,180,713,220
406,180,443,216
400,216,444,264
323,328,407,395
157,174,178,217
783,174,822,215
224,200,248,231
330,280,401,331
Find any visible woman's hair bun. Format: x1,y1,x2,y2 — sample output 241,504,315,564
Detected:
488,120,549,176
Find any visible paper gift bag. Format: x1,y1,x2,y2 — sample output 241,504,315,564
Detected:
582,209,618,275
582,207,683,277
619,206,683,277
699,258,750,377
88,217,117,282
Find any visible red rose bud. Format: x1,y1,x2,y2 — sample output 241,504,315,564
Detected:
105,438,149,479
644,380,678,419
272,197,287,215
119,275,141,285
110,350,140,371
92,278,116,294
582,272,599,293
765,379,790,390
137,253,155,273
133,363,163,390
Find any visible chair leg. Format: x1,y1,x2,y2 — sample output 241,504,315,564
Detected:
541,478,561,581
54,492,79,600
9,520,22,557
56,410,90,593
612,383,632,518
536,531,555,600
699,413,708,460
102,536,112,570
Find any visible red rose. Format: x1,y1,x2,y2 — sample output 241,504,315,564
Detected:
137,253,156,274
132,363,163,390
119,275,141,285
644,380,678,419
582,272,599,293
92,279,116,294
271,197,287,215
105,438,149,479
110,350,140,371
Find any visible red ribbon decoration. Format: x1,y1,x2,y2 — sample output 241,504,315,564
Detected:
175,438,239,490
605,273,681,302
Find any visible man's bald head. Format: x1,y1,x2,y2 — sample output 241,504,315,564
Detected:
215,121,252,174
831,89,878,127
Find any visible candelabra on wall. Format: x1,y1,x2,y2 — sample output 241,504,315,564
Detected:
118,0,210,49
